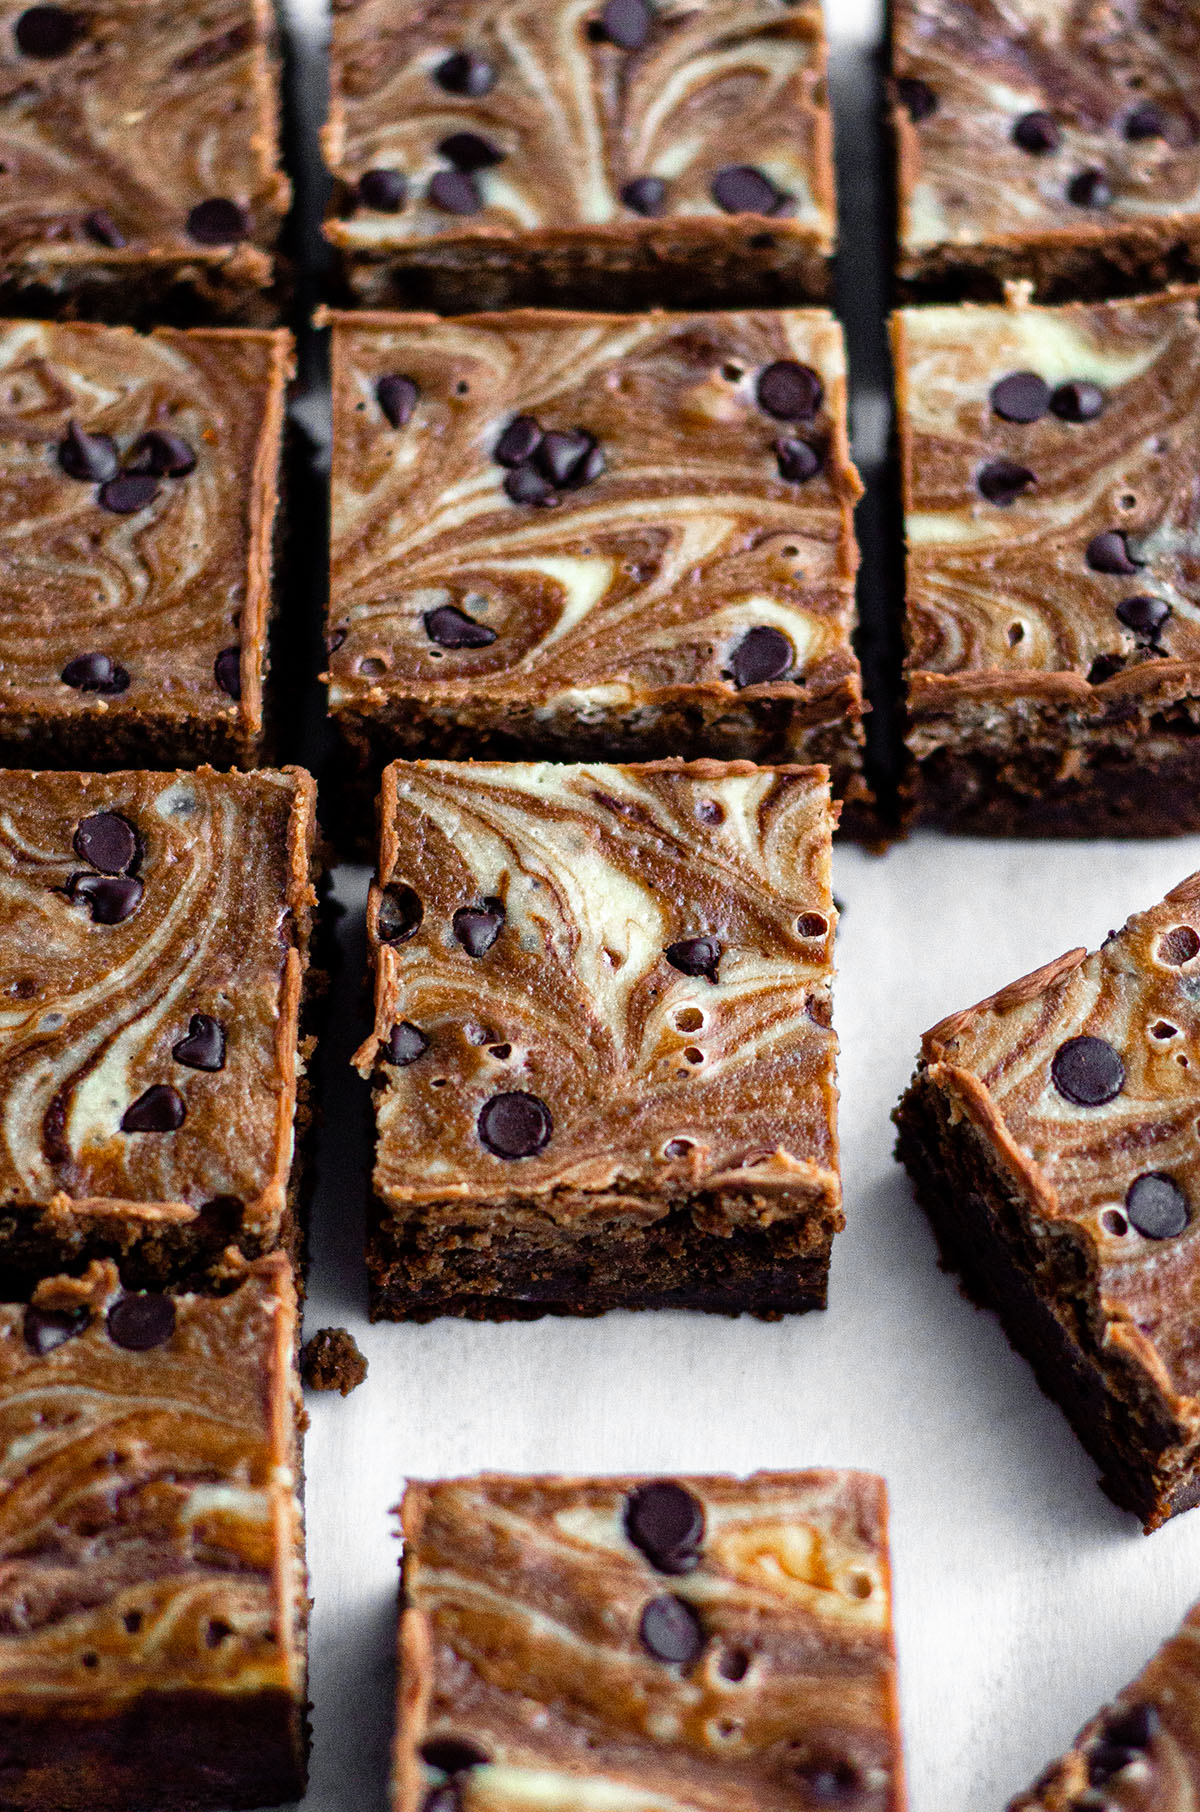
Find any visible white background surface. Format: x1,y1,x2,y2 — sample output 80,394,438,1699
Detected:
285,1,1200,1807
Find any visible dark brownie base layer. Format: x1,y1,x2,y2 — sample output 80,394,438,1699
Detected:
0,255,287,330
911,734,1200,838
895,1074,1197,1530
894,225,1200,307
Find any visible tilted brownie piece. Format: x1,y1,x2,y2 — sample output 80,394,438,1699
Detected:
323,0,835,312
395,1471,905,1812
0,1252,307,1812
895,869,1200,1531
891,0,1200,302
894,287,1200,836
357,759,842,1321
0,0,289,323
0,767,319,1293
0,320,291,770
327,309,865,820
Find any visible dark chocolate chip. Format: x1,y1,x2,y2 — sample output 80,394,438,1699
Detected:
121,1084,186,1133
384,1021,430,1066
639,1594,704,1665
377,884,423,944
1067,168,1113,208
424,603,497,647
624,1481,705,1573
494,415,542,466
1087,531,1141,574
1088,653,1125,685
598,0,651,48
1125,1172,1188,1241
357,169,408,212
665,936,721,983
428,169,482,214
478,1091,552,1158
504,463,559,507
712,164,784,215
796,912,829,936
14,6,77,57
622,176,666,216
775,437,823,483
729,624,793,688
1104,1704,1159,1752
1051,1035,1125,1107
23,1304,88,1355
74,811,137,875
438,131,503,171
214,647,241,699
1158,925,1200,966
977,459,1036,505
58,420,118,483
61,652,129,694
82,210,125,247
421,1739,488,1774
453,898,505,956
1050,381,1105,423
1012,111,1060,153
756,360,823,422
896,76,936,122
1088,1740,1141,1786
172,1013,226,1072
124,430,196,477
377,374,419,429
991,372,1049,423
1116,595,1170,640
67,872,142,924
536,428,599,488
1126,103,1168,141
186,198,250,244
98,473,159,514
106,1293,177,1351
434,50,495,96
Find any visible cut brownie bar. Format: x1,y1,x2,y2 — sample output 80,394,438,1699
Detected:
323,0,836,313
0,0,289,323
356,759,842,1321
0,766,319,1294
0,1251,307,1812
890,0,1200,302
895,868,1200,1531
894,286,1200,836
326,308,865,818
0,320,291,770
395,1471,905,1812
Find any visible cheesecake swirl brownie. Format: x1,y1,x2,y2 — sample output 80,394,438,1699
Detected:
395,1472,905,1811
0,1253,307,1810
891,0,1200,301
896,869,1200,1529
324,0,835,311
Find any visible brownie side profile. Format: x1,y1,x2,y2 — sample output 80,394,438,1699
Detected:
895,870,1200,1531
395,1471,905,1811
890,0,1200,302
356,760,843,1321
323,0,835,312
326,309,866,823
0,0,290,324
0,767,321,1294
894,287,1200,836
0,1253,308,1812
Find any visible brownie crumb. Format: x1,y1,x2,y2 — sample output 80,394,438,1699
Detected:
300,1327,367,1395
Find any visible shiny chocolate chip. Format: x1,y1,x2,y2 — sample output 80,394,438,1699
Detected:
478,1090,552,1158
598,0,651,47
622,176,666,216
896,76,936,122
536,428,601,488
1087,531,1141,574
665,936,720,983
74,811,137,875
797,912,829,937
1051,1035,1125,1107
68,872,142,924
98,473,158,514
377,884,423,944
494,415,542,467
1158,925,1200,966
991,372,1049,423
421,1739,488,1773
186,198,250,244
1068,168,1113,208
776,436,823,483
83,210,124,247
424,603,496,648
1116,595,1170,640
439,131,503,171
639,1594,704,1665
15,5,77,56
23,1304,88,1355
1125,1173,1188,1241
214,647,241,699
712,164,785,215
121,1084,186,1133
1126,103,1168,141
624,1481,705,1574
434,49,494,95
172,1013,226,1072
429,169,482,214
106,1293,177,1351
453,898,505,956
61,652,129,694
1104,1704,1159,1752
1050,380,1105,423
384,1022,430,1066
1012,110,1060,153
756,360,823,422
729,624,793,688
504,463,559,507
58,420,118,483
358,168,408,212
977,459,1035,505
377,374,418,429
124,430,196,477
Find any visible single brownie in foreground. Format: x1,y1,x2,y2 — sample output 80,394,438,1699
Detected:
323,0,835,312
891,0,1200,302
0,1252,307,1812
327,308,866,821
395,1471,905,1812
0,319,291,769
895,868,1200,1531
357,760,842,1321
894,286,1200,836
0,766,320,1294
0,0,289,323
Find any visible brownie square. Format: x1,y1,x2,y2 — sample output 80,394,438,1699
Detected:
0,1251,307,1812
323,0,836,313
890,0,1200,302
0,320,291,770
893,286,1200,836
0,766,320,1294
0,0,289,324
895,867,1200,1531
357,758,842,1321
326,308,866,818
394,1471,905,1812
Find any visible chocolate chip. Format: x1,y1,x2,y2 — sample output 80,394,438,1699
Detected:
991,372,1050,423
106,1293,176,1351
73,811,137,875
896,76,937,122
729,624,793,688
598,0,651,47
61,653,129,694
504,463,559,507
357,169,408,212
478,1091,552,1158
376,375,418,431
384,1022,429,1066
1013,111,1060,153
421,1739,488,1773
1087,531,1141,574
1158,925,1200,965
14,6,77,57
536,428,600,488
68,873,143,924
625,1481,705,1574
494,415,542,467
1088,1739,1143,1786
121,1084,186,1133
978,459,1036,505
1050,381,1105,423
98,473,158,514
377,885,423,944
186,198,250,244
453,898,505,956
424,603,497,647
665,937,721,983
438,131,503,171
214,647,241,699
776,437,823,483
172,1013,226,1072
1068,168,1113,208
792,1760,862,1802
82,210,124,248
1051,1035,1125,1106
58,420,118,483
434,50,495,95
1126,103,1168,141
429,170,482,214
1125,1172,1188,1240
1088,653,1125,684
1104,1704,1159,1752
1116,595,1170,640
712,165,785,215
23,1304,88,1355
756,361,823,422
797,913,829,936
124,431,196,477
639,1595,704,1665
622,176,666,216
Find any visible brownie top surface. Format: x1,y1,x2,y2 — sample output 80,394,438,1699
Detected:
0,0,288,265
896,287,1200,699
325,0,832,247
923,868,1200,1409
357,760,838,1209
0,1252,301,1709
396,1470,901,1812
327,309,860,716
892,0,1200,253
0,319,290,727
0,766,314,1226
